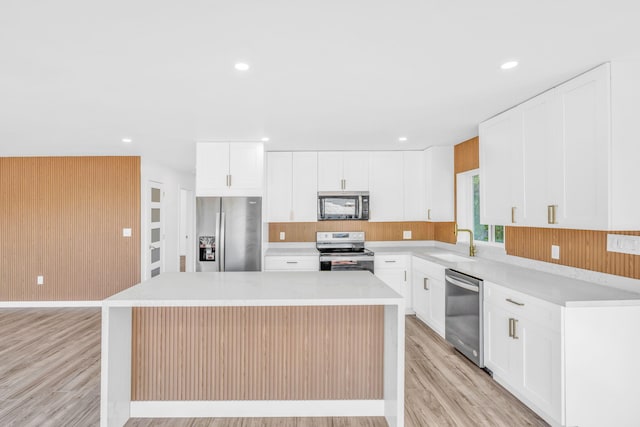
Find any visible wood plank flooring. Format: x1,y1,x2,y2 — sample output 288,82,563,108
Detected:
0,308,548,427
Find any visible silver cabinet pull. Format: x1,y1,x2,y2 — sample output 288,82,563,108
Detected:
508,318,514,338
427,209,431,220
404,270,407,282
286,261,298,264
506,298,524,306
423,277,429,290
512,318,519,339
511,207,516,224
229,174,232,187
384,260,396,263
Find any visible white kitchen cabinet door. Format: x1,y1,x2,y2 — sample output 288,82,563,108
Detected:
520,318,562,423
411,270,429,320
229,143,264,191
291,152,318,222
266,152,293,222
484,302,521,383
403,151,426,221
369,152,404,221
317,152,344,191
555,64,611,229
520,90,561,226
479,108,522,226
196,143,229,195
342,151,369,191
425,146,454,221
426,276,445,337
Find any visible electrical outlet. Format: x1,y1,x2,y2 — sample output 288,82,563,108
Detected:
403,230,412,240
551,245,560,260
607,234,640,255
279,232,286,241
37,275,44,285
122,228,132,237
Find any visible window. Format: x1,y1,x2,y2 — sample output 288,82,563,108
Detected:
457,170,504,245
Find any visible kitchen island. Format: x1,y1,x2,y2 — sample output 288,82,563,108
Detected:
100,271,405,427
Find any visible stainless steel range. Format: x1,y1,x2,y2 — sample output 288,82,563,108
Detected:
316,232,374,273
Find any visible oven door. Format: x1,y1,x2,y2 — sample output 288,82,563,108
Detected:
320,257,374,273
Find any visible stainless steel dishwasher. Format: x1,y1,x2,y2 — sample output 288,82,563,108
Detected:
445,269,484,368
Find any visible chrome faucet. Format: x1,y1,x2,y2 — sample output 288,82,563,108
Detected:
454,224,476,257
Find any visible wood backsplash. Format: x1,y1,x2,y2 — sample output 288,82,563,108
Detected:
269,221,434,242
506,227,640,279
0,156,141,300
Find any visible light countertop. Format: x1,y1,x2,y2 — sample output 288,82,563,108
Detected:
104,271,403,307
368,245,640,307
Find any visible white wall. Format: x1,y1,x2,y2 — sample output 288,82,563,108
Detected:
141,158,195,280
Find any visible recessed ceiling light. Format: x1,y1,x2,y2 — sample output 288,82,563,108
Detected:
398,137,408,142
501,61,519,70
261,137,270,142
235,62,250,71
122,138,132,143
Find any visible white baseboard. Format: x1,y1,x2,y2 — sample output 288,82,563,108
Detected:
0,301,101,308
130,400,385,418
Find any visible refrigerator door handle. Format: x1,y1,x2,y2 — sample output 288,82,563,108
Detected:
220,212,226,272
215,212,222,272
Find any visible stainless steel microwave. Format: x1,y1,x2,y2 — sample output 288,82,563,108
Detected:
317,191,369,221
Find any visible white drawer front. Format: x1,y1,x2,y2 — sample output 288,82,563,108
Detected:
484,281,561,332
264,256,319,271
374,254,409,270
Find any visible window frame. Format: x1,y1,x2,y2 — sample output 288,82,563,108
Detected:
456,169,505,247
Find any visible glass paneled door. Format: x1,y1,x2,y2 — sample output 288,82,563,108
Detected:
148,182,164,278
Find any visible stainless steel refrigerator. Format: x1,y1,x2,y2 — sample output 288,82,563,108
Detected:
196,197,262,272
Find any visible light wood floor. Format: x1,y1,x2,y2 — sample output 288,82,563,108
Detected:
0,309,548,426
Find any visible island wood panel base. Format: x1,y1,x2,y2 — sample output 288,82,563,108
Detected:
131,306,384,401
506,227,640,279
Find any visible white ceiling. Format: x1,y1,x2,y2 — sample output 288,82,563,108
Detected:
1,0,639,172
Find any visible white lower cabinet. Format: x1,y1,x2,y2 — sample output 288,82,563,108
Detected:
374,254,412,314
263,255,319,272
484,281,561,426
411,257,445,337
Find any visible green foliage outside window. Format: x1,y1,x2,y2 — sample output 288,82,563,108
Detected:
472,174,504,244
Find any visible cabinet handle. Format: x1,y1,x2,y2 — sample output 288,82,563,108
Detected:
512,318,519,339
428,209,431,220
508,318,514,338
342,179,346,190
404,270,407,282
506,298,524,306
511,207,516,224
229,174,232,187
384,260,396,263
423,277,429,290
286,261,298,264
547,205,558,224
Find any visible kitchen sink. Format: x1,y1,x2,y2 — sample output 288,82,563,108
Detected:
429,253,476,263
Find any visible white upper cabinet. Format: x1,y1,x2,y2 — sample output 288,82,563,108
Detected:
403,151,427,221
196,142,264,197
369,152,404,221
266,151,318,222
266,152,293,222
318,151,369,191
480,62,640,230
479,109,523,226
291,152,318,222
425,146,454,222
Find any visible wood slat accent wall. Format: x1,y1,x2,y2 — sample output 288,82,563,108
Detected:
0,156,140,300
434,222,456,244
131,306,384,401
268,221,434,242
453,136,480,221
506,227,640,279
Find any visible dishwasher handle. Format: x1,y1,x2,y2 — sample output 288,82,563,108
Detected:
445,275,479,293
